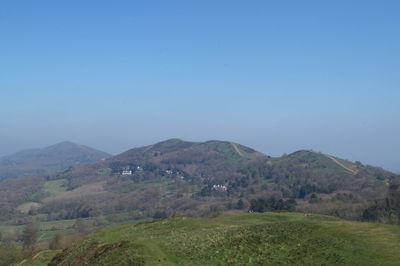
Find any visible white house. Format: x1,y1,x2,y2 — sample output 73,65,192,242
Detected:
122,170,132,176
212,184,227,192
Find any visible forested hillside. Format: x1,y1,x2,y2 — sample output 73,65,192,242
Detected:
0,138,398,228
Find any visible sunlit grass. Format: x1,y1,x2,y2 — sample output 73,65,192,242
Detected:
47,213,400,265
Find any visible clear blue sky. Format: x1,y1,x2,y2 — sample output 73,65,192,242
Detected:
1,1,399,172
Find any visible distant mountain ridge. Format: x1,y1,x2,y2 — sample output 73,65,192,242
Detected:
0,138,398,226
28,138,397,223
0,141,111,180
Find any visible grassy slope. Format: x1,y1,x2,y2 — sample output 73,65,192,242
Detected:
16,202,42,213
15,179,68,214
40,213,400,265
19,250,60,266
277,150,357,174
43,179,68,197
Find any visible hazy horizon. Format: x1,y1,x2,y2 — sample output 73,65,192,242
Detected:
1,1,399,173
0,137,398,174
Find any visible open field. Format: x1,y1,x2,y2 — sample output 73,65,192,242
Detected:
16,202,42,213
0,218,78,243
43,179,68,198
43,181,109,203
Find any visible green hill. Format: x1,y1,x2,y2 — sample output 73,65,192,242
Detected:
33,213,400,265
278,150,358,173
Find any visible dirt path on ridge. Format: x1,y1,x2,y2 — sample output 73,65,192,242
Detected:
323,154,357,174
230,142,244,157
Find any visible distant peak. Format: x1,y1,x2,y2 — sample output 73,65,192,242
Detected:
145,138,196,152
48,141,82,149
289,149,318,155
163,138,184,142
55,141,78,146
44,141,111,156
154,138,195,146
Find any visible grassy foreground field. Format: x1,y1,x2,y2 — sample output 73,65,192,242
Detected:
27,212,400,265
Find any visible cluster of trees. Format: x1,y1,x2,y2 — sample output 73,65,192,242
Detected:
39,201,93,220
250,198,296,213
0,175,47,219
0,222,38,265
362,182,400,224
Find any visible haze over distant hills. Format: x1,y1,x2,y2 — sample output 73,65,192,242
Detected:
0,138,398,227
0,141,111,180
